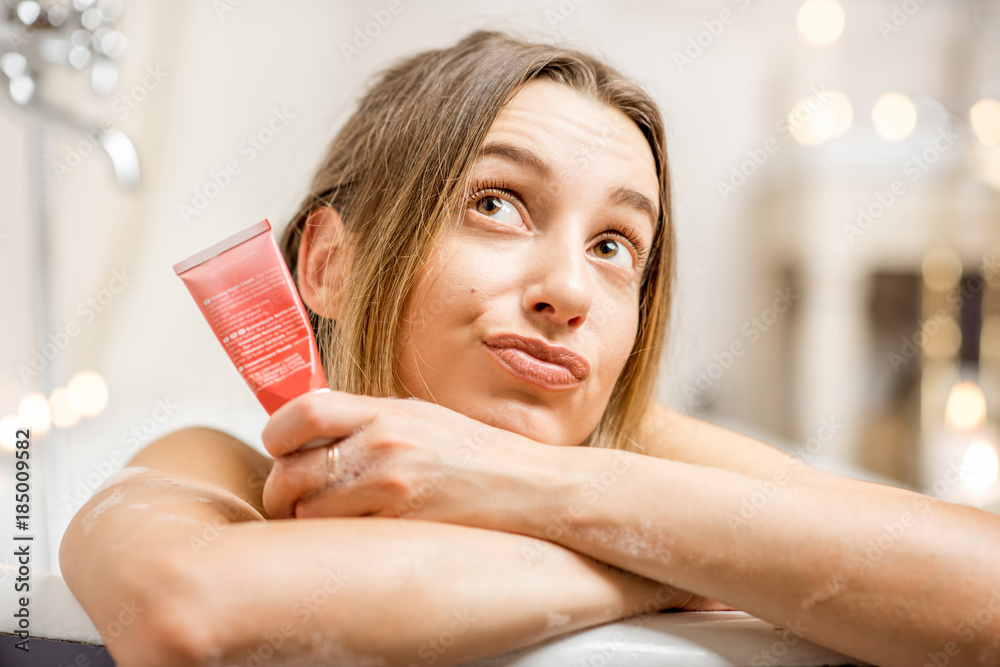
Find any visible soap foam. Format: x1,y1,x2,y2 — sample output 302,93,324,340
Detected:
91,466,150,496
546,610,572,628
89,487,124,519
82,487,125,535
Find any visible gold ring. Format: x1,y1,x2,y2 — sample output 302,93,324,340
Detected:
327,444,340,484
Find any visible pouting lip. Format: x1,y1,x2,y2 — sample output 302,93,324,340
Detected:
482,332,591,381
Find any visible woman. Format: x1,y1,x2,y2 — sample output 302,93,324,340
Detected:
61,30,1000,667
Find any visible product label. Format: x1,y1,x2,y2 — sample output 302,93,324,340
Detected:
203,265,311,392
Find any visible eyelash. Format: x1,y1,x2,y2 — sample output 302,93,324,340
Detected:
467,178,651,265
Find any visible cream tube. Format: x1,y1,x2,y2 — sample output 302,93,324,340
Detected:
174,219,332,444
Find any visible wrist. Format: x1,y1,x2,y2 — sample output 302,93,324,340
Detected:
520,444,650,546
503,438,607,538
485,431,584,536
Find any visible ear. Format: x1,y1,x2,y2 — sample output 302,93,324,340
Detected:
296,206,351,320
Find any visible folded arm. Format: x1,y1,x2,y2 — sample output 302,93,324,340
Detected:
59,426,690,667
494,403,1000,666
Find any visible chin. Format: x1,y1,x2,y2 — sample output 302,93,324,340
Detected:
461,395,563,446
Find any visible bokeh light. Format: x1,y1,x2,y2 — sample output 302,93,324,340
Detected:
872,92,917,142
788,90,853,145
68,369,109,417
50,387,83,429
961,439,1000,493
18,392,51,436
827,90,853,138
797,0,845,47
970,99,1000,147
945,381,987,430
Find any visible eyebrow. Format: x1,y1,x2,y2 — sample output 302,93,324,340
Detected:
475,141,659,232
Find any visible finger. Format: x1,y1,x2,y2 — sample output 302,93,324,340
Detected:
292,436,394,520
288,428,398,520
261,389,381,458
293,480,389,519
262,445,329,519
263,424,375,519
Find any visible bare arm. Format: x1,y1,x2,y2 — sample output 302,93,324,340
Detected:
59,426,690,667
498,402,1000,666
636,401,914,494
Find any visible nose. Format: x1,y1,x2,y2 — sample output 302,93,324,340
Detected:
522,231,593,329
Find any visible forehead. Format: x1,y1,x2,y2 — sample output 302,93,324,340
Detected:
481,79,659,207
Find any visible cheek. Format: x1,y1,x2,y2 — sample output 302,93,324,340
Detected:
404,245,489,335
577,292,642,377
396,240,495,388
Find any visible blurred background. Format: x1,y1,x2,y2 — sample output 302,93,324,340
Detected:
0,0,998,575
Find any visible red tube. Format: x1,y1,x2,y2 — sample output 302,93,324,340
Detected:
173,219,329,417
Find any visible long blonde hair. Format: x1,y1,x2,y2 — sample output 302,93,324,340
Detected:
280,30,674,452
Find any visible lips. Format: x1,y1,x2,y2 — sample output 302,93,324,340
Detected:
483,332,591,389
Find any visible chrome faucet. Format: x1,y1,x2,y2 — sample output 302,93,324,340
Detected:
0,0,140,189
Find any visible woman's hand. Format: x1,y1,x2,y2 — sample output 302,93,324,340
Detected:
260,390,559,525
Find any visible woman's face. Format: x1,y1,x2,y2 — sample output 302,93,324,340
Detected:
396,79,660,447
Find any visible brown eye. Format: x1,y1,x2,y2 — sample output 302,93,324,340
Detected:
595,239,620,258
477,195,504,215
592,234,635,270
472,192,522,226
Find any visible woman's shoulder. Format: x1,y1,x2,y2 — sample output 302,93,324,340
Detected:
636,401,807,480
636,403,914,494
125,425,274,519
60,428,275,664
